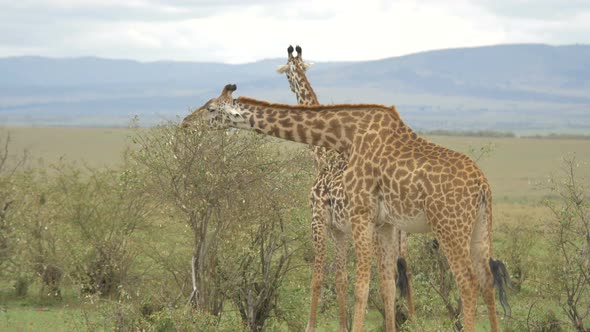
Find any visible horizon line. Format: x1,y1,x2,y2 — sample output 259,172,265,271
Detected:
0,42,587,65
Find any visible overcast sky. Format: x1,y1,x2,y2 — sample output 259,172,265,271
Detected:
1,0,589,63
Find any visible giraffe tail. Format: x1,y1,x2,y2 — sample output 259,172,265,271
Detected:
489,258,511,317
396,257,410,298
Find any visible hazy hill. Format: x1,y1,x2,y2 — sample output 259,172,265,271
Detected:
1,44,589,133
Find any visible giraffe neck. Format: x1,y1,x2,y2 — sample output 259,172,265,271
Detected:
292,72,319,106
230,97,404,154
289,70,329,169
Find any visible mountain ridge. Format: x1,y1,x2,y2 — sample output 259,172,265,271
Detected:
1,43,589,133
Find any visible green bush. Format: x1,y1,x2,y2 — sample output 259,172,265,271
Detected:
543,157,590,331
131,122,313,330
496,222,538,291
13,276,29,298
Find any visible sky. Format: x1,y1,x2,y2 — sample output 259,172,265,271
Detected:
1,0,589,63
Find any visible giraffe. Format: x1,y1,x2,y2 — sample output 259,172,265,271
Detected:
276,45,415,332
181,84,510,332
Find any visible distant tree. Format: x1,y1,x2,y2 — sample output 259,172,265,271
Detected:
421,129,515,138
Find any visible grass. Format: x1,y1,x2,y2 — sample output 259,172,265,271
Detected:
1,127,134,169
4,126,590,201
0,306,86,332
428,135,590,201
0,283,87,332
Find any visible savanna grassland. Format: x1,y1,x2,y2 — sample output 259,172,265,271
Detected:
7,127,590,199
1,126,589,331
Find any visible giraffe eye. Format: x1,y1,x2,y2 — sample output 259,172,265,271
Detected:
207,107,215,113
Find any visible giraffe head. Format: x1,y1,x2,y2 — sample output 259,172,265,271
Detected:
182,84,248,129
276,45,314,96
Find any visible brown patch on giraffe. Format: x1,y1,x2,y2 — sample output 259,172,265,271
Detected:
395,168,410,179
296,124,308,143
284,129,295,141
318,119,329,130
344,125,355,140
328,117,342,128
292,112,304,122
365,133,377,144
279,117,294,128
269,125,280,137
323,112,335,120
311,131,322,146
373,113,383,122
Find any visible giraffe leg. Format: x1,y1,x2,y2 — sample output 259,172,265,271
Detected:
333,230,349,332
481,271,499,332
435,229,479,332
306,207,328,332
397,230,415,318
472,241,499,332
471,202,501,332
350,214,375,332
403,261,416,318
375,224,398,331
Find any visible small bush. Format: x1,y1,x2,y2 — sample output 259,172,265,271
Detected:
37,263,62,298
519,304,565,332
538,310,563,332
13,276,29,298
496,222,538,291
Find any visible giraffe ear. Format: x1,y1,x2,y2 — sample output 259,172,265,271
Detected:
303,62,314,71
276,64,289,74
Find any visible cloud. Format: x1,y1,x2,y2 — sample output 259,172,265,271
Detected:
477,0,590,20
0,0,300,21
0,0,588,62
